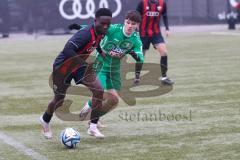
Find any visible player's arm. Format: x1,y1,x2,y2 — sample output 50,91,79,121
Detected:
131,50,144,63
129,51,141,62
68,23,81,30
60,43,87,73
63,30,91,63
162,1,169,31
129,36,144,63
136,1,143,15
68,26,106,59
96,44,106,58
63,43,85,63
68,24,118,39
68,24,87,30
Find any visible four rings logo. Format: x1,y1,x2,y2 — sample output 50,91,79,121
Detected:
59,0,122,20
146,11,159,17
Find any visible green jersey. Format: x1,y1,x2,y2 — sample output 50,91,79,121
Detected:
92,24,144,90
95,24,144,73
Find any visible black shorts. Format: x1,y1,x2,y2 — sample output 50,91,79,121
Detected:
51,65,89,95
141,32,165,50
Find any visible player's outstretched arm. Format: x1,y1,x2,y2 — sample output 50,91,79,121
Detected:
68,23,82,30
63,42,86,65
129,51,144,63
96,44,106,58
68,24,106,59
162,1,170,36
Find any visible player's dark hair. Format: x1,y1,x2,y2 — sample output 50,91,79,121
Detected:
95,8,112,18
125,10,141,23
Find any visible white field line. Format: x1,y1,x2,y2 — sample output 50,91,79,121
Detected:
0,132,47,160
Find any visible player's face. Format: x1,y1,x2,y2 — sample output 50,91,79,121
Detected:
95,16,112,35
124,19,139,36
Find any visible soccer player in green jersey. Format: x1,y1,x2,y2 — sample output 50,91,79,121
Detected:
71,10,144,138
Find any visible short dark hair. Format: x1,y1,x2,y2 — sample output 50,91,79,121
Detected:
125,10,141,23
95,8,112,18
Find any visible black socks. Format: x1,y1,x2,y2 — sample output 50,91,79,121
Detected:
42,111,53,123
160,56,168,77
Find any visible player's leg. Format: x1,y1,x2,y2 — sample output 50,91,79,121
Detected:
83,89,119,130
102,89,119,113
103,71,120,110
95,71,120,117
84,80,105,138
79,71,107,121
81,66,105,138
153,33,174,85
40,72,70,139
134,36,150,85
81,71,120,131
81,89,119,124
40,94,65,139
134,50,147,85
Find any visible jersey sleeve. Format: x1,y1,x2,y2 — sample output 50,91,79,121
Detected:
62,27,91,61
67,28,91,51
136,1,143,15
132,33,144,63
162,1,169,30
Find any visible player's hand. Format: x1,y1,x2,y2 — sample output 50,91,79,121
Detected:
129,51,140,62
165,30,170,38
68,24,81,30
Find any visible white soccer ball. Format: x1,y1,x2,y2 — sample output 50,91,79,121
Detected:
60,128,80,149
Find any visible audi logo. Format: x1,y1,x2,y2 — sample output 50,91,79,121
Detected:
59,0,122,20
146,11,159,17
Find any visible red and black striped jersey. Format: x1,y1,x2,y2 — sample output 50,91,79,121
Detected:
137,0,169,37
54,24,103,73
66,24,103,60
237,2,240,9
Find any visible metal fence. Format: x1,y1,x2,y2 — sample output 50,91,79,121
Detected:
0,0,239,34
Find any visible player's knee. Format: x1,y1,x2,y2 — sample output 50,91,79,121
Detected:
112,96,119,106
160,51,168,57
47,99,62,113
52,100,63,109
156,45,167,55
109,94,119,106
52,95,65,107
93,87,104,100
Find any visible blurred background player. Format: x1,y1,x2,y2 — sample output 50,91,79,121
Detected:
70,10,144,138
0,0,10,38
230,0,240,9
39,8,112,139
134,0,174,85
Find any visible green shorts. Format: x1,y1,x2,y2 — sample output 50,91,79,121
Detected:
97,71,121,91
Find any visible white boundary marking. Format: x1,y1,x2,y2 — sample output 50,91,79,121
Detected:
0,132,48,160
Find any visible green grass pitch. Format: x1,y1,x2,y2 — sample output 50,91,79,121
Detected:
0,31,240,160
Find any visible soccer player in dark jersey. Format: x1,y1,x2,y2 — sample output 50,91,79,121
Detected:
39,8,112,139
134,0,174,85
68,11,144,138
